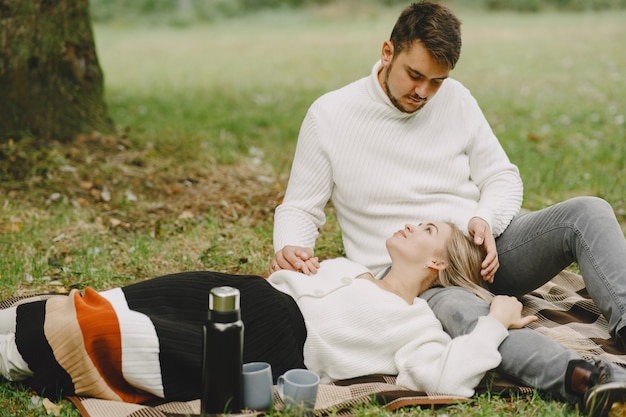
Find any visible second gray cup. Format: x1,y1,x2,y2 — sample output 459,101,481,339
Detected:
242,362,274,411
277,368,319,412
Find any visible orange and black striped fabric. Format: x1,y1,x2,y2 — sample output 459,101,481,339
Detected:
14,271,307,403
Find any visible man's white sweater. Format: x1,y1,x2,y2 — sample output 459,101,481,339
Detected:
268,258,508,397
274,61,523,275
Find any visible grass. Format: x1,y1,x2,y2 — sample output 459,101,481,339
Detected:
1,4,625,416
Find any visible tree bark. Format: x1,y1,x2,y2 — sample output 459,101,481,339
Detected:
0,0,114,141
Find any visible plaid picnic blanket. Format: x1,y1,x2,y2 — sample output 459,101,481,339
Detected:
6,269,626,416
70,373,533,417
521,270,626,365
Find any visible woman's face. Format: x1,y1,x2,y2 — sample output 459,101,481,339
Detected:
386,222,452,267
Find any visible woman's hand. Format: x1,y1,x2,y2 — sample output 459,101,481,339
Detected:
487,295,538,329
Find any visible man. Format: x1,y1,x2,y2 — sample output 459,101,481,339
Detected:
272,1,626,414
273,1,519,281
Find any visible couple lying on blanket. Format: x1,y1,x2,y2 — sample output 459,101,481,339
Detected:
0,222,624,416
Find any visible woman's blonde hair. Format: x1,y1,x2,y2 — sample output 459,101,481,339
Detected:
435,223,493,301
435,224,597,352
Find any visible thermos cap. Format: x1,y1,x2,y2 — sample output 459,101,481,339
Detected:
209,286,240,312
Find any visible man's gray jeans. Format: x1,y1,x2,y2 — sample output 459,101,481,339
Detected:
421,196,626,402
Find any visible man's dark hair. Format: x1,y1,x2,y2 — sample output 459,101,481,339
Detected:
389,1,462,69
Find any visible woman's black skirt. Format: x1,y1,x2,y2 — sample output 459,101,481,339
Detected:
121,271,307,400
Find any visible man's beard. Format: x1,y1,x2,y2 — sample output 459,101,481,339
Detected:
382,66,427,114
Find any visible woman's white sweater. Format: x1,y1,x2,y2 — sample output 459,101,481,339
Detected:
268,258,508,397
274,61,523,276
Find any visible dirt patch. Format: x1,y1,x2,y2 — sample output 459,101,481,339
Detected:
0,134,292,298
1,134,285,234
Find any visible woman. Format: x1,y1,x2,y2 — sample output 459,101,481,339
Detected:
0,223,622,417
0,222,526,404
268,222,533,394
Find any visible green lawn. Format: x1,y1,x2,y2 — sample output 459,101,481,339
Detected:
0,5,624,416
97,7,626,217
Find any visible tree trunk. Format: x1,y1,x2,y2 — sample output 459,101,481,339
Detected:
0,0,114,141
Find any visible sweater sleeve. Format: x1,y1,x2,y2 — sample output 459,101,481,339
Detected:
462,91,523,236
273,106,332,252
395,315,507,397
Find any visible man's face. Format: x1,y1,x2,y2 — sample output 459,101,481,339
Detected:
378,40,450,114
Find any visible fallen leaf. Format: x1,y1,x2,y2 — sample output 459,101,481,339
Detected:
527,132,541,142
101,186,111,202
109,217,122,227
5,218,22,232
53,286,69,294
168,184,184,194
125,189,138,202
178,210,194,219
42,397,62,416
59,165,77,173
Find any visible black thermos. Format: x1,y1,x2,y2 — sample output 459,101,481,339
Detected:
201,286,244,415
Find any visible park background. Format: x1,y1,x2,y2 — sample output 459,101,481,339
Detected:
1,0,625,415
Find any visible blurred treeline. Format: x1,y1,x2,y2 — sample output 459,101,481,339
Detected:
89,0,626,24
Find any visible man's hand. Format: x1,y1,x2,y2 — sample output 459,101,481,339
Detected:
271,246,320,275
468,217,499,284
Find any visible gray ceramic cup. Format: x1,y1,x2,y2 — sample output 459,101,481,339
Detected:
277,369,319,412
242,362,274,411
